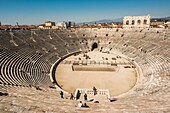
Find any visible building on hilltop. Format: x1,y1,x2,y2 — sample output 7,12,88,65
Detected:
38,21,75,29
44,21,56,29
38,24,45,29
165,21,170,28
123,15,151,28
38,21,59,29
150,21,166,28
56,22,67,29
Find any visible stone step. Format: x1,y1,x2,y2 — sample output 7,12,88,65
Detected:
78,93,109,102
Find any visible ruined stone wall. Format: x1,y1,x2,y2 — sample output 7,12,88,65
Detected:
123,15,151,28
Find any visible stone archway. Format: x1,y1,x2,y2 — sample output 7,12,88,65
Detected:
91,42,98,51
123,15,151,28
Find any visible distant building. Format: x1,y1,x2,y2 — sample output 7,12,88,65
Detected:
38,21,75,29
151,21,166,28
65,21,75,29
51,26,59,29
165,21,170,28
0,24,12,29
66,21,71,29
123,15,151,28
44,21,56,29
38,24,45,29
56,22,67,29
111,23,118,28
38,21,57,29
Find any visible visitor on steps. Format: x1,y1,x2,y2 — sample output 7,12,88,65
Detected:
82,103,89,108
78,101,83,107
60,91,64,99
93,86,97,95
84,93,88,101
70,93,74,100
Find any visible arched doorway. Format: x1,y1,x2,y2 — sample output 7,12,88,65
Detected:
126,20,129,25
143,19,147,24
132,20,135,25
91,42,98,51
137,20,141,25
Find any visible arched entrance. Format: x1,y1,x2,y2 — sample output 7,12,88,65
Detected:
91,42,98,51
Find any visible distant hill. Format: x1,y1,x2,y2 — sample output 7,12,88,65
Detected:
77,16,170,25
151,16,170,22
77,18,123,25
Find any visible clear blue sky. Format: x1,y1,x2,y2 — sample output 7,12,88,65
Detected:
0,0,170,25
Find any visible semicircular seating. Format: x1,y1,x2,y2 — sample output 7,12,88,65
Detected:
0,28,170,98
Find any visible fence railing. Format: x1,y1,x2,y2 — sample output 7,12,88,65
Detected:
75,88,110,99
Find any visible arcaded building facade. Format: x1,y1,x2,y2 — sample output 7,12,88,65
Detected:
123,15,151,28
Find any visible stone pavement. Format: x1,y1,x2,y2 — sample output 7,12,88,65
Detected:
0,87,169,113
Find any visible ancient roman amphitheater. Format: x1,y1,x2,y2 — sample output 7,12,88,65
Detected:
0,28,170,112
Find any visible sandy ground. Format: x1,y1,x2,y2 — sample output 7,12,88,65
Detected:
55,52,137,97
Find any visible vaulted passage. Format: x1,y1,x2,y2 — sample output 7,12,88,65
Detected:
91,42,98,51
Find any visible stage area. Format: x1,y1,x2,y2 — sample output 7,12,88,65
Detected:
55,52,137,96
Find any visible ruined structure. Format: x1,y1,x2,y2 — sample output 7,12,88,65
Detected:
0,28,170,112
123,15,151,28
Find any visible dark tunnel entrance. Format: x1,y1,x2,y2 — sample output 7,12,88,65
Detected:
91,42,98,51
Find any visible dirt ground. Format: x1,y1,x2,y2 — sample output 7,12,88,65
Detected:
55,52,137,97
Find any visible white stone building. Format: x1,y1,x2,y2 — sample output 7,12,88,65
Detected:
56,22,67,29
123,15,151,28
44,21,56,29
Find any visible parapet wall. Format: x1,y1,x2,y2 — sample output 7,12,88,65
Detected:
72,65,117,72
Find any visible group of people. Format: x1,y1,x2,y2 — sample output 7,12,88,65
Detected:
59,86,97,108
60,91,74,100
60,86,97,100
83,86,97,102
78,101,89,108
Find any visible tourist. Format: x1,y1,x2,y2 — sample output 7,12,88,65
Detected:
82,103,89,108
70,93,74,100
78,101,83,107
93,86,97,95
84,93,88,101
76,90,81,100
60,91,64,99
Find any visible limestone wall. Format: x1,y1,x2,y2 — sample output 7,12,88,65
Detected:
123,15,151,28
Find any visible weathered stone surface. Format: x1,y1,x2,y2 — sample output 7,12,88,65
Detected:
0,87,169,112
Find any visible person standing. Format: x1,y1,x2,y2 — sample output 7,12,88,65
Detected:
84,93,88,101
60,91,64,99
93,86,97,95
70,93,74,100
